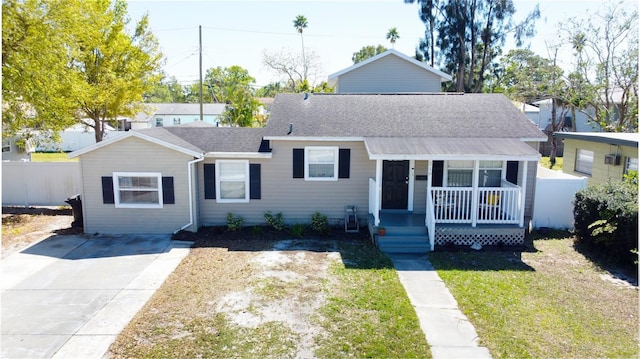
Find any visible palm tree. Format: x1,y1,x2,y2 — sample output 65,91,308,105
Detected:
293,15,308,81
386,27,399,48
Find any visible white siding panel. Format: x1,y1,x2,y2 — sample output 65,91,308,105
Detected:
79,137,194,234
413,160,428,214
337,55,441,93
199,141,375,226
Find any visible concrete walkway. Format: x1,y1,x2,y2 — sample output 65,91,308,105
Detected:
389,253,492,359
1,234,192,359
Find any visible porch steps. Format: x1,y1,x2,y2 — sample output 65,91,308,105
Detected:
376,224,430,254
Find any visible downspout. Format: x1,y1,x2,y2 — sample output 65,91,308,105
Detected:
174,156,205,234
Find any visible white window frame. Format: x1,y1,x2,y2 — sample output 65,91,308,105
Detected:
305,146,339,181
113,172,163,208
478,160,503,187
575,149,594,175
215,160,250,203
445,160,474,187
173,117,181,125
2,139,11,152
155,117,164,127
625,157,638,174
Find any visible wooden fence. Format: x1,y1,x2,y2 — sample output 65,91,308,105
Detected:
2,162,82,206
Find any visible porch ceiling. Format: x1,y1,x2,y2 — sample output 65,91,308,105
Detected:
364,137,541,160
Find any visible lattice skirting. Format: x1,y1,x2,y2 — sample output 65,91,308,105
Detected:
435,226,525,246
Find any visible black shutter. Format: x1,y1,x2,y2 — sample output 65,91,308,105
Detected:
204,164,216,199
250,164,261,199
338,149,351,179
162,177,175,204
101,176,114,204
293,149,304,178
431,161,444,187
506,161,519,185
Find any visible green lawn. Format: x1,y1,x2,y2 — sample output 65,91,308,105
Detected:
429,233,638,359
31,152,77,162
539,156,563,170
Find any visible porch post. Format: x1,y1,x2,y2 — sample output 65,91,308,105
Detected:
375,159,382,226
426,160,432,225
471,160,480,227
519,160,528,227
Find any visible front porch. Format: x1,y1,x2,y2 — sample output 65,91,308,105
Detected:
368,212,526,253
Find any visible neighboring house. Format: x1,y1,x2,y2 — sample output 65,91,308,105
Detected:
2,136,34,161
69,50,546,253
327,48,452,93
532,98,601,133
554,132,639,186
35,121,125,152
129,103,226,128
512,101,540,125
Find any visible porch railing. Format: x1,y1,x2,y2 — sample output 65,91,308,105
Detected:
431,180,521,225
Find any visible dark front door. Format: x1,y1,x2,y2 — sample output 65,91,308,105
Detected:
382,160,409,210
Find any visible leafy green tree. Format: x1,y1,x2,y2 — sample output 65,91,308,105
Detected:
561,2,638,132
2,0,163,143
205,66,255,103
405,0,540,92
386,27,399,48
293,15,308,81
352,45,388,64
144,75,186,103
3,0,81,143
255,82,284,98
220,86,261,127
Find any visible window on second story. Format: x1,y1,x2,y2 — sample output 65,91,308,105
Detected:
575,149,594,175
155,118,164,127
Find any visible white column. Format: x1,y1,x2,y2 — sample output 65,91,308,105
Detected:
375,159,382,226
408,160,415,211
519,160,528,227
471,160,480,227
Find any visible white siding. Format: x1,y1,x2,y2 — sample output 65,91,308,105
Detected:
79,136,195,234
336,55,442,93
199,140,375,226
413,160,428,214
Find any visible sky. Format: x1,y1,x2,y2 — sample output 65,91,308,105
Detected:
126,0,637,89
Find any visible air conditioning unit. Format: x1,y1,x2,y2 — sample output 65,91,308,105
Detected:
604,154,620,165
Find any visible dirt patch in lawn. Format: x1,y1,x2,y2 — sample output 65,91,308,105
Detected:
1,206,80,258
110,227,375,358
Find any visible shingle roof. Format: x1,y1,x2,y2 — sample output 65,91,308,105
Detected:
135,126,266,153
264,93,546,140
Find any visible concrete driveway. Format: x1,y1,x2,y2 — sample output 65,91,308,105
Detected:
1,233,192,359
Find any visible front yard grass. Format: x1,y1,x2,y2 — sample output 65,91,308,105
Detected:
108,230,430,358
539,156,563,170
429,232,638,359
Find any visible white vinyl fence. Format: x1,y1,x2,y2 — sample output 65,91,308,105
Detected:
533,166,588,229
2,161,83,206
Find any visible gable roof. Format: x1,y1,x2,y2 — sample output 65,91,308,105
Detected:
327,49,452,87
264,93,546,141
69,124,268,159
554,132,639,148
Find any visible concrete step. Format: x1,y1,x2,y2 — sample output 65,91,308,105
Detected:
377,234,431,254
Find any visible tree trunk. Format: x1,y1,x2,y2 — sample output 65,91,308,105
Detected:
549,97,557,166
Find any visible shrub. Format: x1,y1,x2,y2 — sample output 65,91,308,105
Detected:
252,225,263,236
226,212,244,232
310,212,329,235
573,181,638,269
264,211,285,231
289,223,305,238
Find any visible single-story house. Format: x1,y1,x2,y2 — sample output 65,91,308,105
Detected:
124,103,227,129
554,132,638,186
2,136,34,161
70,93,545,252
69,49,546,253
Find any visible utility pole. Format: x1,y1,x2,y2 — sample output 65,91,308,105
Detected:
199,25,203,122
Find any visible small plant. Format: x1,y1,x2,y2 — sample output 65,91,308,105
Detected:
289,223,305,238
264,211,285,231
252,225,263,236
226,212,244,231
311,212,329,235
377,224,386,236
